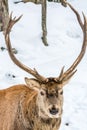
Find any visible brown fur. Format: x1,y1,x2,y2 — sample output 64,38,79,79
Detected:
0,82,62,130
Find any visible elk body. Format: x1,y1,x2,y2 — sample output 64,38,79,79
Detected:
0,2,87,130
0,80,63,130
14,0,67,46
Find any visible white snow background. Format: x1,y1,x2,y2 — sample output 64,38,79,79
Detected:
0,0,87,130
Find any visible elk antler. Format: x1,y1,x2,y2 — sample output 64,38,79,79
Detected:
4,3,87,84
5,13,47,83
55,3,87,83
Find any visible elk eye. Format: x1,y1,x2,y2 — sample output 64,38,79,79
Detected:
40,91,45,96
60,91,63,95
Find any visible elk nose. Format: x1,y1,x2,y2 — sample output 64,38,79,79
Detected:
49,107,59,115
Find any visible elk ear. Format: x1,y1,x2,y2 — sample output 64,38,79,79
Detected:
25,77,40,91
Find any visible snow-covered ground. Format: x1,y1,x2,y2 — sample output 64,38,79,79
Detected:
0,0,87,129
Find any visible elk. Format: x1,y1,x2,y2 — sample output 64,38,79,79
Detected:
0,2,87,130
14,0,67,46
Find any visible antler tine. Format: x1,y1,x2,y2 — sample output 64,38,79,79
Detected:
5,14,47,83
67,3,84,30
56,3,87,82
62,69,77,82
5,12,22,35
58,66,65,81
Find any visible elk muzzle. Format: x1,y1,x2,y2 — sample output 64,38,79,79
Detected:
49,105,59,115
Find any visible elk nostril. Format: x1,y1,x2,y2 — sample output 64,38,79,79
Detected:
49,107,59,115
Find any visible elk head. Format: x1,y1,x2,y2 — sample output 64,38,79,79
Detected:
4,2,87,118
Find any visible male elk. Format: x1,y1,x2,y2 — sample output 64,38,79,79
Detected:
14,0,67,46
0,2,87,130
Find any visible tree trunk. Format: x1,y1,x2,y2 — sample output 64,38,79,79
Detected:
14,0,67,46
0,0,9,33
41,0,48,46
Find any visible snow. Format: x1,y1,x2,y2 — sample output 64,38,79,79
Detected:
0,0,87,129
